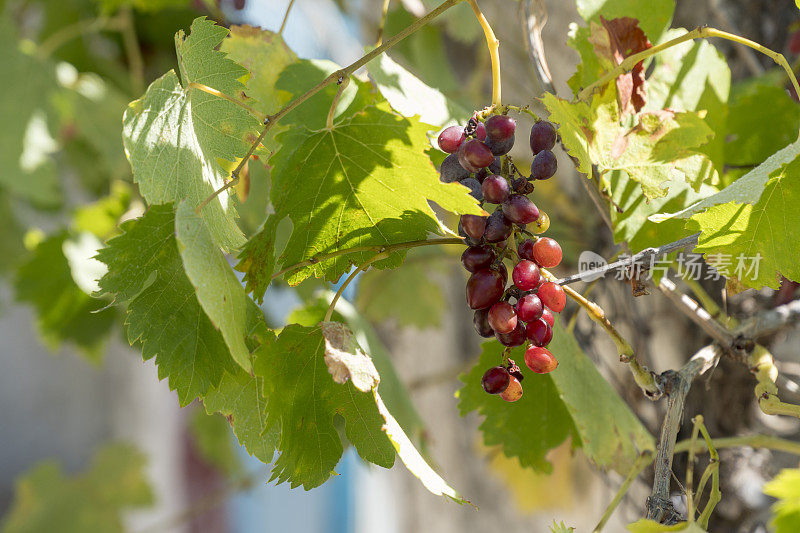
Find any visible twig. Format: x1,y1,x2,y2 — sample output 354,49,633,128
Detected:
542,268,661,398
658,276,734,348
646,345,723,523
674,433,800,456
556,233,700,286
519,0,555,95
270,237,463,281
324,252,389,322
120,6,144,95
197,0,465,213
466,0,501,106
279,0,296,35
578,27,800,137
375,0,391,46
592,451,654,532
695,421,720,529
187,82,266,122
326,77,350,130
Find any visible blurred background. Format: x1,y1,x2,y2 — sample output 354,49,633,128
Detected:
2,0,800,532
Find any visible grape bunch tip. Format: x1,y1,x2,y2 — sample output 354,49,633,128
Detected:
437,113,564,402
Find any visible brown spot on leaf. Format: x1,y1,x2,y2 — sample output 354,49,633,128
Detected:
598,17,652,116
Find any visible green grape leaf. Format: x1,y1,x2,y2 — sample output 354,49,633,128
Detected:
175,201,252,372
457,341,579,473
222,25,298,116
355,246,447,328
0,21,60,206
366,52,470,126
764,468,800,533
548,321,654,472
725,83,800,167
235,216,279,303
685,157,800,289
627,520,707,532
203,366,279,465
543,87,714,199
550,521,576,533
646,29,730,175
254,323,395,489
14,232,115,361
567,24,608,95
72,181,132,239
122,17,261,251
189,410,242,477
1,443,152,533
259,104,483,290
275,59,377,130
96,205,237,405
575,0,674,42
611,171,718,250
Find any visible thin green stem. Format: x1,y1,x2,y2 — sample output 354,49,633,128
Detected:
36,16,122,59
197,0,465,213
674,433,800,456
578,27,800,136
324,252,388,322
542,268,661,398
279,0,296,35
187,82,266,122
685,415,704,519
696,421,720,528
326,77,350,130
592,452,654,532
504,104,540,121
467,0,501,106
271,237,463,281
120,7,144,95
375,0,392,46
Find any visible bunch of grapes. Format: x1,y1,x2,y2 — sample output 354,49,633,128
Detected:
437,115,565,403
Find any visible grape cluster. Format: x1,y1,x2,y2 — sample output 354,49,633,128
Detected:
437,115,565,402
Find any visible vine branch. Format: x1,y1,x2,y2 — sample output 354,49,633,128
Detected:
279,0,296,35
196,0,466,213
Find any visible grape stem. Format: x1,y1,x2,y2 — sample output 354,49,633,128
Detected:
271,237,463,281
467,0,501,106
542,268,661,398
324,252,389,322
326,77,350,130
196,0,466,214
578,26,800,136
375,0,392,47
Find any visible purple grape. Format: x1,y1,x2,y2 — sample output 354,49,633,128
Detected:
474,309,495,338
502,195,540,224
530,121,556,154
486,134,515,156
458,139,494,172
482,366,510,394
461,214,487,240
518,239,535,261
495,321,527,347
466,268,505,309
438,125,465,153
461,177,483,201
512,260,541,291
516,293,544,322
483,210,512,243
526,318,553,347
485,115,516,141
461,246,495,273
531,149,557,180
439,153,469,183
481,175,510,204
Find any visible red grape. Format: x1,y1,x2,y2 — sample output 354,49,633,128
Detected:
483,210,512,243
460,214,486,240
458,139,494,171
524,346,558,373
495,322,526,347
485,115,516,141
538,282,566,312
516,293,543,322
531,149,558,180
526,318,553,347
530,121,556,154
481,175,510,204
488,301,517,334
541,307,555,327
532,237,562,268
512,260,541,291
500,376,523,402
461,246,495,273
502,195,540,225
482,366,510,394
476,121,486,141
493,262,508,285
473,309,495,338
517,239,535,261
438,125,465,153
466,269,505,309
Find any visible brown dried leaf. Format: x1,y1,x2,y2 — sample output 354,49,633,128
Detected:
595,17,652,115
